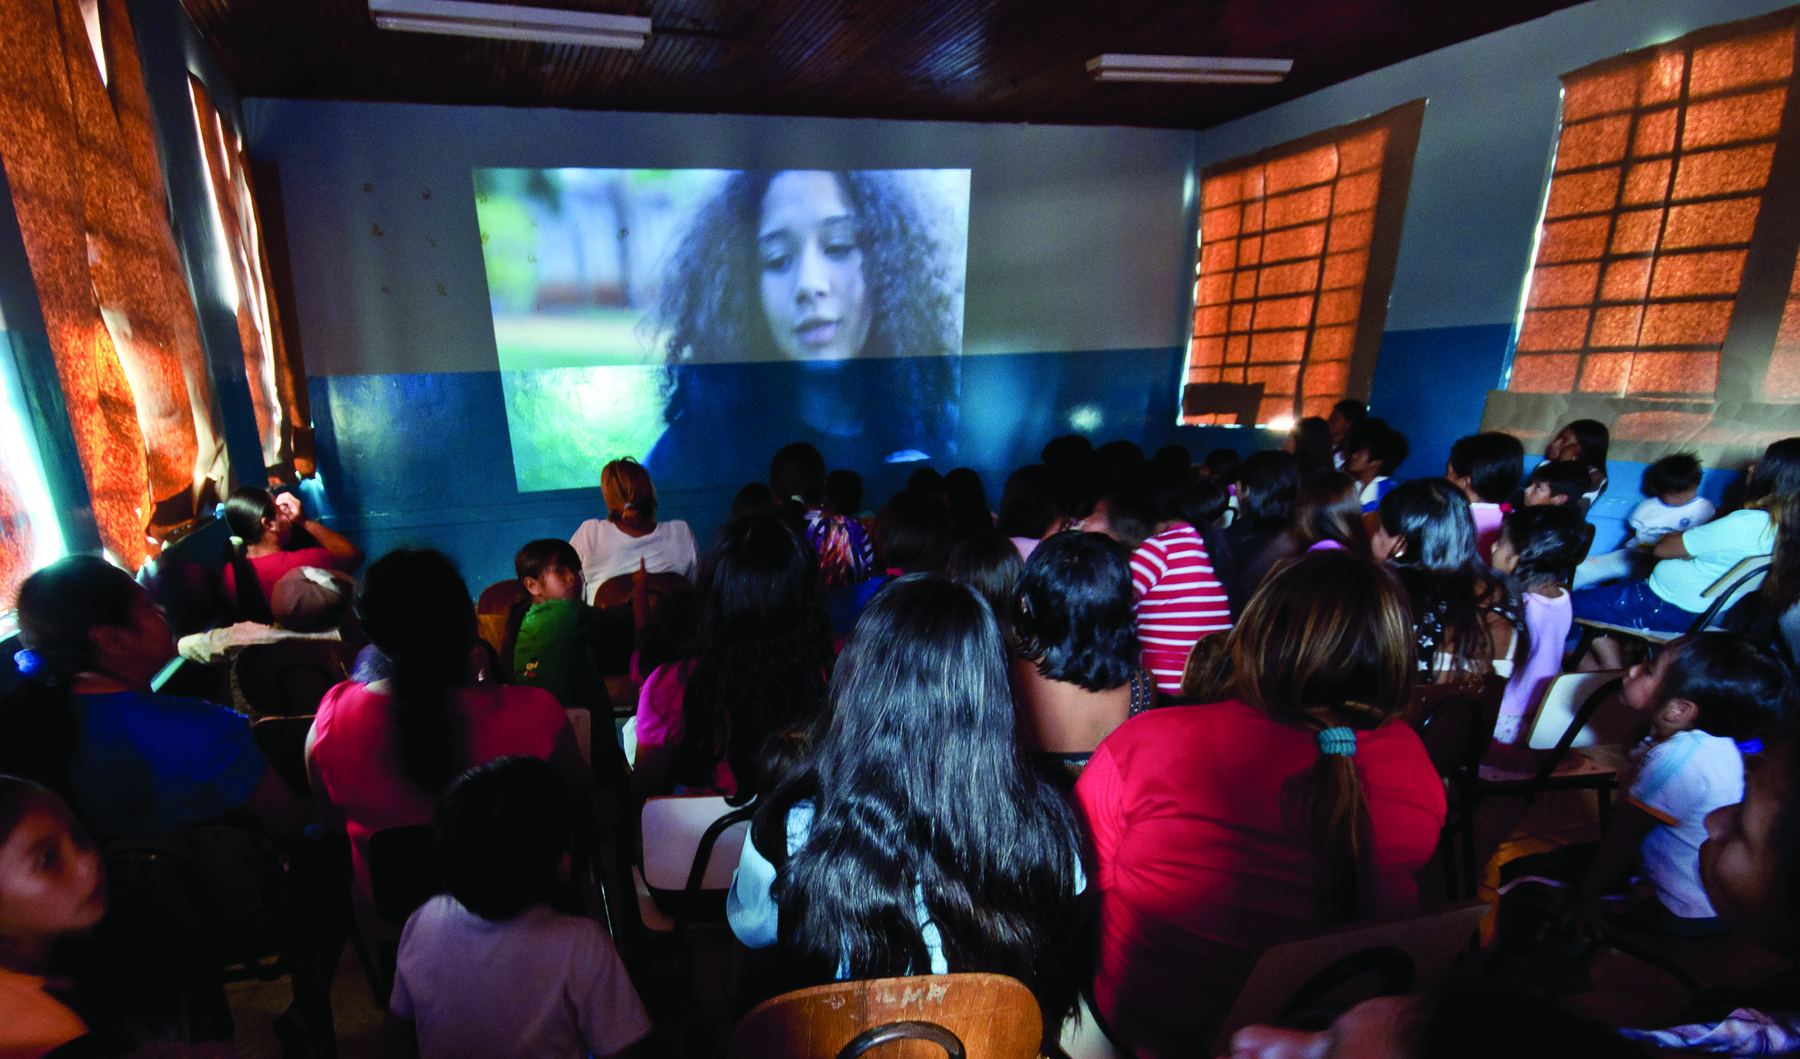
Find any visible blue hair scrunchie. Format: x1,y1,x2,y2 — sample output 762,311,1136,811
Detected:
13,648,43,677
1318,726,1357,756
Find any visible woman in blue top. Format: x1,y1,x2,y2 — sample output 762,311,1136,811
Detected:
727,575,1086,1044
0,555,302,840
1576,438,1799,669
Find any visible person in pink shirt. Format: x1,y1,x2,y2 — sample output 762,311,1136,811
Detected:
306,549,586,906
1445,432,1524,562
221,486,363,617
1488,505,1588,747
1077,552,1444,1059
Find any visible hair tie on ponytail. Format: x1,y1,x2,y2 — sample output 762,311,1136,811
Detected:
1318,727,1357,756
12,649,42,677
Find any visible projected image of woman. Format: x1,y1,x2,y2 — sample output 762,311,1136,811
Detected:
647,170,960,477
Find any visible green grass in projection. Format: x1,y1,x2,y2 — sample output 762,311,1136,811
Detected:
500,366,666,494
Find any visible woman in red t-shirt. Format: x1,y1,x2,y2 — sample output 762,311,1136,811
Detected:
221,486,364,616
1075,551,1445,1059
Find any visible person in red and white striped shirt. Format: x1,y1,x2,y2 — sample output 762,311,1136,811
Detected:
1130,522,1233,694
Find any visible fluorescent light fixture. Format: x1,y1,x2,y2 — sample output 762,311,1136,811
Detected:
1087,54,1292,85
369,0,651,50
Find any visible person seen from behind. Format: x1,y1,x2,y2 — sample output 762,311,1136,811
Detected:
771,443,873,590
1445,431,1525,560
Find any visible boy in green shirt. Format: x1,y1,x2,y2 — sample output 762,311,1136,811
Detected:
509,539,612,716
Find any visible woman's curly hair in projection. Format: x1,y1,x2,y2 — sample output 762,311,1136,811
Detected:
651,170,958,371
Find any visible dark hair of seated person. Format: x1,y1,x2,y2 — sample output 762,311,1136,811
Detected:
514,538,581,583
1448,431,1526,504
1203,447,1243,486
1235,450,1302,533
907,466,947,501
1098,491,1158,550
1014,532,1139,693
0,556,142,801
997,464,1060,541
435,755,573,921
675,512,832,802
823,469,863,517
1378,478,1512,683
1040,434,1093,468
1643,451,1705,497
945,531,1025,644
1650,632,1793,741
759,576,1084,1036
943,467,992,541
730,481,777,521
1291,470,1369,552
1285,416,1335,476
1525,459,1591,504
769,442,826,506
355,548,482,794
875,488,954,574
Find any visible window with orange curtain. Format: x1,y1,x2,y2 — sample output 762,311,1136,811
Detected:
0,0,229,569
1490,9,1800,456
190,75,311,477
1182,101,1423,427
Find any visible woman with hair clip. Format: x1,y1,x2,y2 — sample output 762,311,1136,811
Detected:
0,555,302,841
1075,551,1445,1059
645,170,962,478
1576,437,1800,670
727,575,1086,1045
1373,478,1519,684
631,512,834,804
1011,531,1151,792
221,485,363,618
569,457,698,604
306,549,588,904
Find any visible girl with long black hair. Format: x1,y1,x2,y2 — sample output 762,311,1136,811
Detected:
630,512,833,804
1373,478,1519,683
727,575,1086,1042
220,485,362,619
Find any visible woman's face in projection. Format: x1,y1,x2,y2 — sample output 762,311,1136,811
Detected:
758,171,873,362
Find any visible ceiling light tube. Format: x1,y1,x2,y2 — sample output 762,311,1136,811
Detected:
369,0,651,50
1086,54,1292,85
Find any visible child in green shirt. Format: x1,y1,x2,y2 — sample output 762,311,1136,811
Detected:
509,540,612,716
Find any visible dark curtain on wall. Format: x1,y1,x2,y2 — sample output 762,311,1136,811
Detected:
0,0,228,570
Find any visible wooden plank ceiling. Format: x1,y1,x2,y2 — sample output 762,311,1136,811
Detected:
179,0,1587,129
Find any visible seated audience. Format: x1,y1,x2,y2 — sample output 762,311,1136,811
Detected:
828,488,956,635
1223,450,1301,588
1344,417,1410,512
907,465,948,504
1574,451,1714,590
997,464,1066,560
945,531,1024,645
507,539,610,714
1326,397,1367,466
571,457,699,603
1520,458,1591,509
1575,437,1798,669
1544,418,1611,506
1011,532,1149,791
1242,470,1369,587
634,513,832,803
1374,479,1517,683
1201,446,1243,489
0,555,301,840
1500,635,1787,946
730,481,777,520
307,549,585,903
728,576,1085,1043
1150,444,1193,491
1488,505,1587,745
1230,989,1644,1059
1129,484,1233,695
1445,431,1525,558
1076,552,1444,1059
944,467,995,541
222,485,364,616
386,757,650,1059
823,468,866,520
1282,415,1335,476
770,443,873,589
0,777,105,1059
1083,490,1158,551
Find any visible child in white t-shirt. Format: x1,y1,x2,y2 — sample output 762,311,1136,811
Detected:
385,756,651,1059
1574,452,1713,590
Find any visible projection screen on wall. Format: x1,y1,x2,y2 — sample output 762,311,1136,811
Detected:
474,168,971,493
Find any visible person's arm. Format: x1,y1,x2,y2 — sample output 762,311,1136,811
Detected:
379,1015,420,1059
242,767,305,838
303,519,365,573
1653,532,1692,560
1564,803,1660,936
629,739,674,806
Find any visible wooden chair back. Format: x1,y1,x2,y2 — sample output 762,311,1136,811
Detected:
250,714,315,799
475,578,528,659
232,639,356,718
1210,901,1488,1054
593,570,693,613
729,973,1042,1059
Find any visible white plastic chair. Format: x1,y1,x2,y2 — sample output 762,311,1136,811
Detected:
635,794,753,933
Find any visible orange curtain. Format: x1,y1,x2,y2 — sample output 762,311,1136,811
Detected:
0,0,227,568
190,74,310,475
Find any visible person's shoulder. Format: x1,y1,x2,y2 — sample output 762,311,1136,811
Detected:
494,684,566,717
1111,699,1252,744
111,691,247,732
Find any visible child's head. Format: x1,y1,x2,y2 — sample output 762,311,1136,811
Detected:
1643,451,1705,504
731,481,776,520
1622,633,1791,741
1522,459,1590,506
876,489,954,574
1343,418,1409,480
1489,504,1587,588
1291,470,1368,552
1446,432,1525,504
0,777,106,957
1085,491,1157,550
1544,418,1610,471
1703,719,1800,953
435,756,573,921
514,539,583,604
769,442,826,506
1201,447,1242,486
823,468,864,517
1326,398,1366,446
